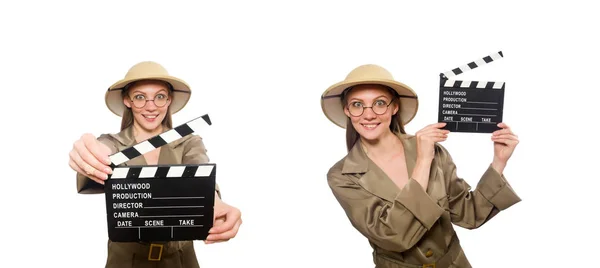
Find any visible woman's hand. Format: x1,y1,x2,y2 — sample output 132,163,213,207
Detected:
205,196,242,244
415,122,449,161
411,123,449,190
491,123,519,174
69,133,112,184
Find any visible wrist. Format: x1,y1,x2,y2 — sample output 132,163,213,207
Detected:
412,157,433,189
491,158,506,174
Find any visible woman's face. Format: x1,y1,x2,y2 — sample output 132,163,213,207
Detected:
344,84,398,141
123,80,172,133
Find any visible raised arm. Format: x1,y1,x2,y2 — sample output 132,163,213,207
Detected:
436,144,521,229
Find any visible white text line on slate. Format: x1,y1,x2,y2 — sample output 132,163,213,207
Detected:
145,205,205,209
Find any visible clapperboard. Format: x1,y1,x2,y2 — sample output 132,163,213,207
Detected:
104,114,216,242
438,51,505,133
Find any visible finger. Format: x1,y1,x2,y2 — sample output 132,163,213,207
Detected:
69,158,91,180
206,219,242,242
434,133,449,140
417,123,446,133
211,217,226,229
421,127,450,134
206,221,241,243
491,138,518,146
435,129,451,135
418,128,450,137
419,130,449,140
417,136,447,145
69,148,87,172
496,122,512,131
69,156,105,184
72,154,106,184
497,122,510,130
73,140,100,171
82,135,113,173
426,122,447,130
421,134,448,143
82,134,112,166
204,238,228,244
209,209,241,234
432,136,448,143
212,206,228,220
492,129,508,135
492,134,518,141
70,148,108,182
76,139,111,177
492,128,516,137
492,135,519,144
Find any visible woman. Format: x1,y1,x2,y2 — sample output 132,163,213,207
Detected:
69,61,242,268
321,64,521,268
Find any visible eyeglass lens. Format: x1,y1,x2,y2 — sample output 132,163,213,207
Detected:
348,99,391,116
131,93,168,108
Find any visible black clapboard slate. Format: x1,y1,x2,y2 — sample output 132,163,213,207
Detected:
438,78,504,133
437,51,505,133
104,163,216,242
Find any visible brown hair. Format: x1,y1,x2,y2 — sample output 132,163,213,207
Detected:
341,85,406,151
120,80,174,131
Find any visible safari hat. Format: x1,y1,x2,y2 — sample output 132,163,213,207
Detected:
105,61,191,117
321,64,419,128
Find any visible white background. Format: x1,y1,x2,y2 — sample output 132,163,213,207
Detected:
1,0,598,267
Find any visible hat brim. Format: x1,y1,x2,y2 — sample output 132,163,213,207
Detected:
105,75,191,117
321,79,419,128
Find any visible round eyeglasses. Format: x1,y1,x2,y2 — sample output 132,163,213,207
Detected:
130,93,169,108
347,99,394,117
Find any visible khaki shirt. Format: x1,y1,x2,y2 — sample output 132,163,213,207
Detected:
327,134,521,268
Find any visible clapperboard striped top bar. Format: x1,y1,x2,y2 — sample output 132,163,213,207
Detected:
440,51,505,90
110,165,215,179
109,114,212,168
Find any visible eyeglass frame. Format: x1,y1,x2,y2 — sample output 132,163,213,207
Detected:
345,98,397,117
321,85,418,117
107,81,190,109
128,94,171,108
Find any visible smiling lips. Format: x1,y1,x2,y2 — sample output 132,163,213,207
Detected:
361,123,380,130
143,114,158,122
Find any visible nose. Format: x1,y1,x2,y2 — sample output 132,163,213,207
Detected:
362,107,377,119
145,100,158,110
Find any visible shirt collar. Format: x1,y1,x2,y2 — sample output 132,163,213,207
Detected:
341,133,417,175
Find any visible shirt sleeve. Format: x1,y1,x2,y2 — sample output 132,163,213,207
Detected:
437,144,521,229
182,135,221,199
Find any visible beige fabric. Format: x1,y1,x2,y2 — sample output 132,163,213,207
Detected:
321,64,419,128
105,240,200,268
104,61,192,117
327,134,521,267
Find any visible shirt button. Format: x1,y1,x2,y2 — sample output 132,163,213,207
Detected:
425,249,433,257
